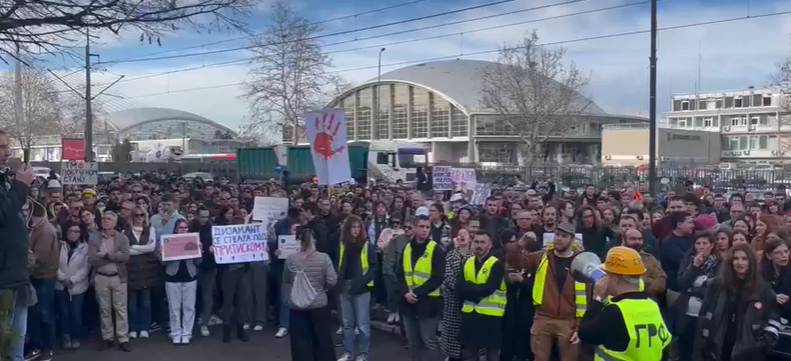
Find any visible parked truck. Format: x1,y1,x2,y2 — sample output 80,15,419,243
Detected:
236,141,428,183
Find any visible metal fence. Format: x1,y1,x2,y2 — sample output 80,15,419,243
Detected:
472,165,790,192
26,161,240,182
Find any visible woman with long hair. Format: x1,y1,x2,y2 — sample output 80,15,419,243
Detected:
55,222,90,350
162,219,202,345
694,243,781,361
761,237,791,318
125,205,160,340
284,228,337,361
752,215,782,259
715,228,733,258
366,202,389,311
439,228,473,361
674,231,721,361
450,206,473,239
337,215,377,361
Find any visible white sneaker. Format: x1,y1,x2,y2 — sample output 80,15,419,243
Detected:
275,327,288,338
253,324,264,331
337,353,353,361
139,331,149,339
129,331,137,339
355,356,368,361
387,313,397,324
336,326,343,334
200,325,210,337
243,323,250,330
355,328,360,335
208,315,223,326
181,336,191,345
172,337,182,345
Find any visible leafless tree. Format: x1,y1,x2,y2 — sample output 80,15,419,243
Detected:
480,30,591,167
242,0,337,144
772,39,791,153
0,63,64,156
0,0,253,61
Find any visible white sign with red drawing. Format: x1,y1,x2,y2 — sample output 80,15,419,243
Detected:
304,110,351,186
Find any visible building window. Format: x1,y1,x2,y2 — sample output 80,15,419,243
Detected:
681,100,690,110
451,106,467,137
410,88,428,138
342,94,356,140
375,84,390,140
391,84,408,139
749,136,757,149
734,97,743,108
478,143,516,163
357,88,372,140
729,137,739,150
759,135,768,149
739,136,748,150
751,117,759,125
703,117,713,127
764,96,773,106
677,119,687,128
476,115,511,135
430,93,450,138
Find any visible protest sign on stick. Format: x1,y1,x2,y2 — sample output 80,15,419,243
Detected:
212,224,268,264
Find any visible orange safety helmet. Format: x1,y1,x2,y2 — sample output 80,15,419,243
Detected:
600,246,645,276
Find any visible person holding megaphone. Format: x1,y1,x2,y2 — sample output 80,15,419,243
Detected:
577,246,671,361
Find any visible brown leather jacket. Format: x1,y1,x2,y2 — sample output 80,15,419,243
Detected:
517,249,589,324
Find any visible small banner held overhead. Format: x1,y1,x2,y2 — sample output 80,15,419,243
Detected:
304,109,351,185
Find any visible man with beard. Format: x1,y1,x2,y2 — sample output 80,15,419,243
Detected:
513,222,587,361
480,197,509,251
622,229,666,301
458,231,506,361
317,198,340,264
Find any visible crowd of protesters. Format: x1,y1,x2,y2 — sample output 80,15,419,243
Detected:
0,150,790,361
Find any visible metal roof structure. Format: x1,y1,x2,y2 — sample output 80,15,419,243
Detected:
106,107,238,135
349,59,607,115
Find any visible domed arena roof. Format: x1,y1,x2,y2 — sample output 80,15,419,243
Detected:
106,107,237,135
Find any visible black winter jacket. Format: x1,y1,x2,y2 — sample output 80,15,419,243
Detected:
0,176,31,290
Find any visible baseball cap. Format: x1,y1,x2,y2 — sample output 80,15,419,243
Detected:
82,188,97,197
415,206,430,217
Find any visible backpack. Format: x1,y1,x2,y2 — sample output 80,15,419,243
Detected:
290,252,318,309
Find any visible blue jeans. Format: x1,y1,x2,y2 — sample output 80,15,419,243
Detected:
279,283,290,329
128,288,152,333
28,279,56,351
55,291,83,340
340,283,371,358
10,298,27,361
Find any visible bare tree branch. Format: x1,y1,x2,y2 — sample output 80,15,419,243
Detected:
0,0,253,60
241,0,339,144
480,30,592,166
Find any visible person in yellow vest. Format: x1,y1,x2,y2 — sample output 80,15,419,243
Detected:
395,214,446,361
336,215,378,361
577,246,671,361
458,230,506,361
512,222,587,361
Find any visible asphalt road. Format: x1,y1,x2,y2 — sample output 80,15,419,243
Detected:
53,325,407,361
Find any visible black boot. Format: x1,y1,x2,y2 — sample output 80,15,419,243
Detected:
237,325,249,342
222,325,232,343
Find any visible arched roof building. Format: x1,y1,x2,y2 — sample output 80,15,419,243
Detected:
326,59,647,165
107,107,238,141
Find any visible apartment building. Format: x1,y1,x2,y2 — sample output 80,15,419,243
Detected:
666,87,791,165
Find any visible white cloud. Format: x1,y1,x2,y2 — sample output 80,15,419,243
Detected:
90,0,791,129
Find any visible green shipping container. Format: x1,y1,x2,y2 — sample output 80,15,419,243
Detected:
237,144,368,182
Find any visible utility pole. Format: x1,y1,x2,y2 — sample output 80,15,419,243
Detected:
85,30,93,161
648,0,658,196
377,48,386,140
48,29,124,162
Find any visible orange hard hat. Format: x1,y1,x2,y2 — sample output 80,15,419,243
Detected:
600,246,645,276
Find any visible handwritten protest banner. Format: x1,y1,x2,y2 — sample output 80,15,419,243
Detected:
161,233,202,261
252,197,289,223
60,161,98,185
212,223,268,264
451,168,477,191
432,166,453,190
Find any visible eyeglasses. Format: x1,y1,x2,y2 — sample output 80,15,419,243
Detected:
404,226,413,230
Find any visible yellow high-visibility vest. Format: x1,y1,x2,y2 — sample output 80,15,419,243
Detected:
460,256,507,317
403,241,440,297
339,243,374,287
532,253,587,317
594,298,670,361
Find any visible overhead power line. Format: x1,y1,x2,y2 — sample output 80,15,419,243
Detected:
118,9,791,100
99,0,590,65
111,0,651,85
110,0,435,61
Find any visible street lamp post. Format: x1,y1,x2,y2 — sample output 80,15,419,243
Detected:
376,47,386,139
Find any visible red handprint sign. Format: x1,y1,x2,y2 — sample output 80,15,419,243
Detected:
312,112,346,160
304,109,351,185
